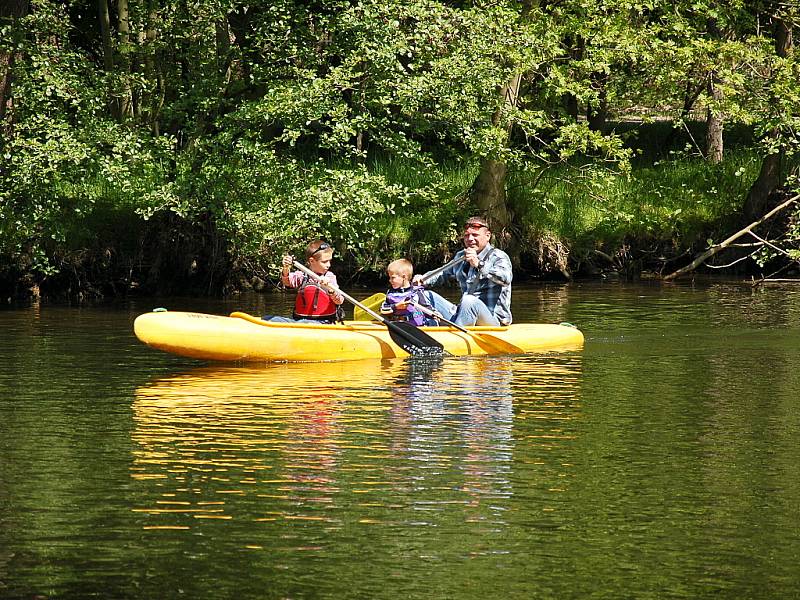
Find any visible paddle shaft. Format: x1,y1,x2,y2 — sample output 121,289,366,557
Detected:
409,300,469,333
418,255,465,284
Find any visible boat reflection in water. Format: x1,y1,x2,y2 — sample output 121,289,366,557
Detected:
131,353,582,532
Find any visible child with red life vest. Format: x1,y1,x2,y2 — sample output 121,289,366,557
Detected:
263,240,345,324
379,259,439,326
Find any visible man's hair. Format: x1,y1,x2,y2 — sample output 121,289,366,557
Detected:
305,239,333,260
387,258,413,278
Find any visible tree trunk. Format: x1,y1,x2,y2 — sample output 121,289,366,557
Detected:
468,0,540,248
587,71,608,132
144,0,162,135
0,0,29,130
97,0,116,118
471,158,512,233
743,17,792,220
214,14,235,130
215,17,232,80
562,35,583,121
469,74,520,244
704,17,724,164
705,72,723,163
117,0,133,119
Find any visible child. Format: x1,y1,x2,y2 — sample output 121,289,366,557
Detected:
264,240,345,324
380,259,439,326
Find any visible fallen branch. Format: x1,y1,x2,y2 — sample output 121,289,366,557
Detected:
663,193,800,281
758,278,800,283
748,230,795,258
705,249,761,269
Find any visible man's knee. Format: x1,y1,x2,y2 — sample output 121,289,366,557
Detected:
456,295,499,326
458,295,484,311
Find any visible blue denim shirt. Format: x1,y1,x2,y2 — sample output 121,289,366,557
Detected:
423,244,513,324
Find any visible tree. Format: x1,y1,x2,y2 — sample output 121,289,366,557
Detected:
468,0,643,257
0,0,29,133
743,8,797,221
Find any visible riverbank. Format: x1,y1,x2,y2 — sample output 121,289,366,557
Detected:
0,125,792,303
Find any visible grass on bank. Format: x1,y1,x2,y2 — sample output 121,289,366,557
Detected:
368,146,762,268
4,127,772,293
513,148,762,256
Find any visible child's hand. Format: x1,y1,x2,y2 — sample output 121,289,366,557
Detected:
395,301,408,310
281,255,293,268
320,281,338,295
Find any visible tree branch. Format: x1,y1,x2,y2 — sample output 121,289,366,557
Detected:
663,193,800,281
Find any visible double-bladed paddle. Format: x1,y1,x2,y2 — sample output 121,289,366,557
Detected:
409,301,522,355
292,261,447,357
417,255,465,284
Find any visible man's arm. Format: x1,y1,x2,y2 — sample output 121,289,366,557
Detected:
481,251,513,286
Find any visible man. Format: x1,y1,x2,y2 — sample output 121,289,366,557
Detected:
414,216,513,326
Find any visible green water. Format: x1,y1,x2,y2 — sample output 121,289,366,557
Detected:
1,280,800,599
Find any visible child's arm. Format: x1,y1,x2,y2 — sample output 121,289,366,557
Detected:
382,290,411,314
380,293,393,314
324,273,345,305
280,255,303,288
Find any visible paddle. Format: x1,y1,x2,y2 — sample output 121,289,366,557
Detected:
409,301,522,355
292,261,447,357
418,255,465,284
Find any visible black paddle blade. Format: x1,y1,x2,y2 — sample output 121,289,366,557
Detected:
386,321,446,357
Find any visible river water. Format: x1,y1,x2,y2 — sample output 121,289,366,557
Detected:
1,280,799,599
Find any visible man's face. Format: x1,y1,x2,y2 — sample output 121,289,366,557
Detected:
463,225,490,251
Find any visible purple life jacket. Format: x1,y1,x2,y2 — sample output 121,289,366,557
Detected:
382,286,433,326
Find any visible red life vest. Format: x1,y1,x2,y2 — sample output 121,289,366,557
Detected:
293,275,338,320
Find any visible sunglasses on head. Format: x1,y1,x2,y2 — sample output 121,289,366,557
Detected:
311,242,331,255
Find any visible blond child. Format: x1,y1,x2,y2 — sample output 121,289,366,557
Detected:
379,259,438,326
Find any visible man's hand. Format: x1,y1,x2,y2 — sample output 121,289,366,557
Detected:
464,247,480,268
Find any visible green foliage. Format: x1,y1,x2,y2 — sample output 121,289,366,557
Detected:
512,148,762,251
1,0,799,293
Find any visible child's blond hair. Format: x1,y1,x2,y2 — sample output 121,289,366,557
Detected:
387,258,414,279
